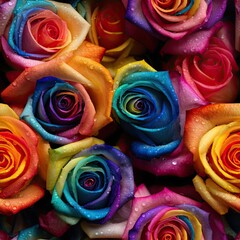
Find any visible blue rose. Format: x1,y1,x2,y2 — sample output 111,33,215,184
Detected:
112,60,181,159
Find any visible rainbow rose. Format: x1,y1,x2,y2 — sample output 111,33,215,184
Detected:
112,60,181,159
46,137,134,225
123,185,226,240
1,0,90,69
112,59,201,177
124,0,227,40
1,50,113,145
0,104,45,215
184,104,240,215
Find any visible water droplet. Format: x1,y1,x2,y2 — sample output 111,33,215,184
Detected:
172,161,177,165
12,82,17,87
134,207,139,212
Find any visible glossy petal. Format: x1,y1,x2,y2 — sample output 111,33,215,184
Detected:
0,184,44,215
132,141,195,177
161,21,223,55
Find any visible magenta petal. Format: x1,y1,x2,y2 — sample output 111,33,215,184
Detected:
170,72,208,134
39,210,70,237
160,21,224,55
132,141,195,177
1,37,41,69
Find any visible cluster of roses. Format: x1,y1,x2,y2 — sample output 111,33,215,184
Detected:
0,0,239,239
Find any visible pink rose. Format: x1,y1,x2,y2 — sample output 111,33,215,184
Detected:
162,22,239,103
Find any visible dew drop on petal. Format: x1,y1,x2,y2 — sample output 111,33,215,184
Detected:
172,161,177,166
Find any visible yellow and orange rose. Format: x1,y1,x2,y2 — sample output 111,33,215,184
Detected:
184,104,240,214
0,104,47,215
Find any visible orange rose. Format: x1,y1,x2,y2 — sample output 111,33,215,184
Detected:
0,104,45,215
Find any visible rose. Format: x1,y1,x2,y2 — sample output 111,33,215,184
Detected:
184,104,240,215
112,60,181,160
1,49,113,145
124,0,227,40
46,137,134,225
83,0,145,64
162,22,239,103
1,0,90,69
112,59,204,177
0,103,45,215
122,185,226,240
88,0,128,50
21,76,97,145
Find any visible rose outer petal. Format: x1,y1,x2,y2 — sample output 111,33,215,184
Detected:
161,21,223,55
202,0,227,29
132,141,195,177
0,184,44,215
0,0,16,36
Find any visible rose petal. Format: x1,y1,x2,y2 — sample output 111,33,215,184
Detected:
39,210,70,237
192,175,229,215
184,104,240,175
202,0,227,28
161,21,223,55
0,0,17,36
0,184,45,215
132,140,195,177
47,137,104,191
